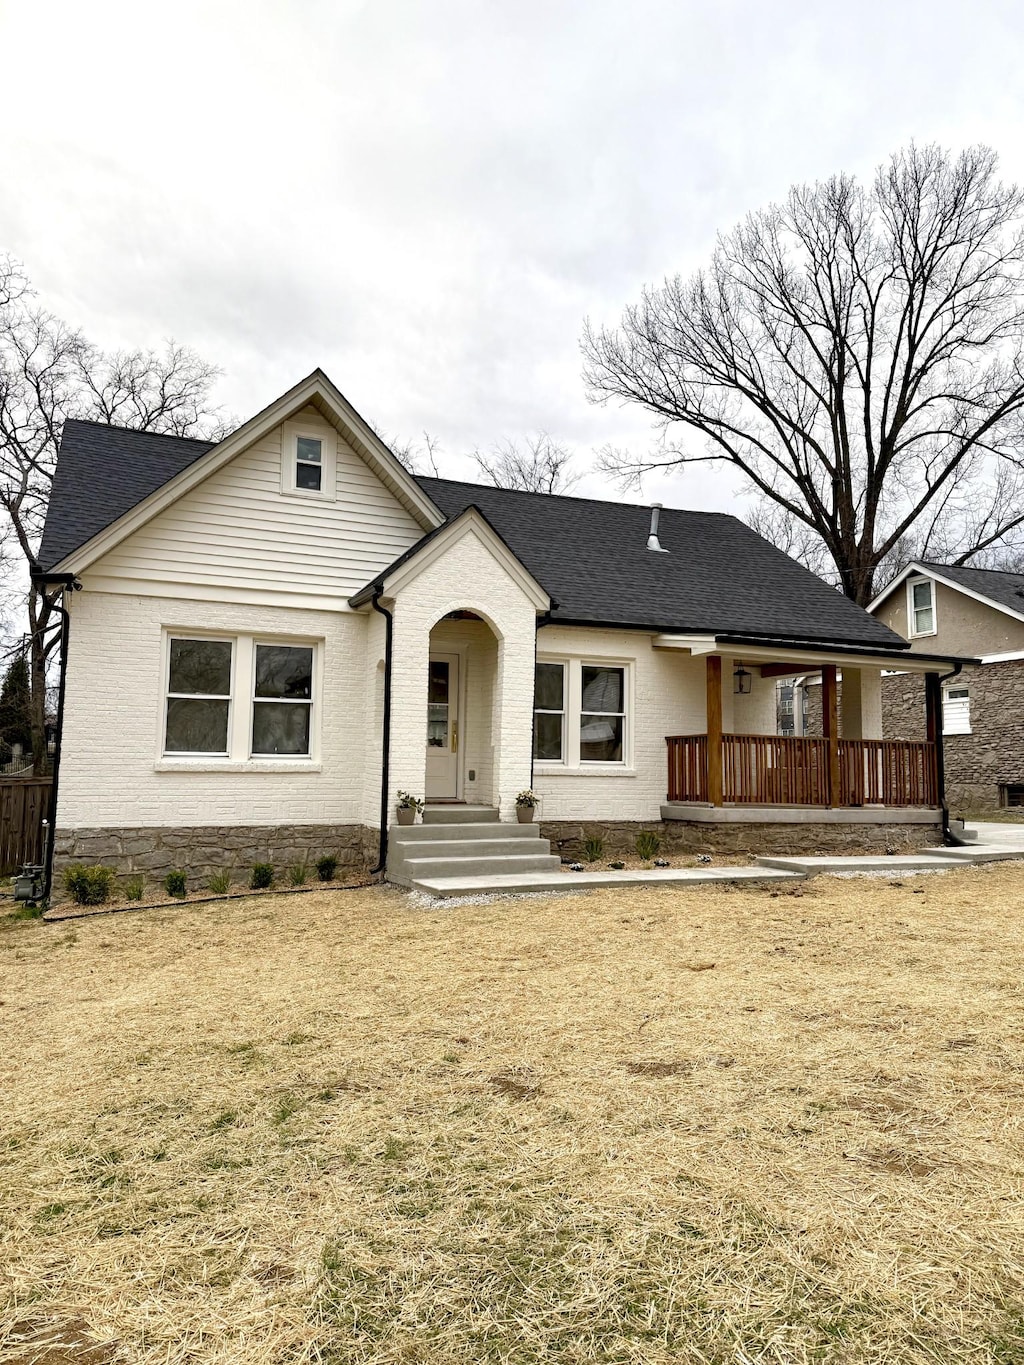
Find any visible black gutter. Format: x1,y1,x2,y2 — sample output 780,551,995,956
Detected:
933,661,963,846
32,573,76,902
370,590,394,875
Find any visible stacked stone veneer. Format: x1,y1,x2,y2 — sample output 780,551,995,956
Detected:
806,661,1024,809
540,818,939,858
54,824,376,887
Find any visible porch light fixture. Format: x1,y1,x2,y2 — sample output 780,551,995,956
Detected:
733,666,752,695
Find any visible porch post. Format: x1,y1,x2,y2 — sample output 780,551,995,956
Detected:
925,671,944,811
706,655,723,806
822,664,841,808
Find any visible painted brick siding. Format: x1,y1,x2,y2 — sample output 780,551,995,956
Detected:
532,628,778,822
805,663,1024,807
59,589,371,830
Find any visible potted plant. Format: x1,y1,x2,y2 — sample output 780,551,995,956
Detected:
515,789,539,823
396,791,424,826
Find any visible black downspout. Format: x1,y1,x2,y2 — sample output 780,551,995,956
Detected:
932,661,963,846
370,590,394,875
42,586,72,902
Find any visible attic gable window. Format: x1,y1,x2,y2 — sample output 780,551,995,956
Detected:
909,578,936,636
295,436,322,491
282,420,335,500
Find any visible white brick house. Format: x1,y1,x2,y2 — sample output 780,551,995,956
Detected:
35,371,965,893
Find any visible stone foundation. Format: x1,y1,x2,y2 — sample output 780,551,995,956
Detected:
53,824,377,889
540,817,941,859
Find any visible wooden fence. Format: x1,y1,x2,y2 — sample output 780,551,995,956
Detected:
0,778,52,875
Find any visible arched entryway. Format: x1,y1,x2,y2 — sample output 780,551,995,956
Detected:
425,610,500,806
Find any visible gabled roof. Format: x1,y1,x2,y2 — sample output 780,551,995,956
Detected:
349,504,550,612
869,560,1024,626
36,370,443,574
415,478,910,650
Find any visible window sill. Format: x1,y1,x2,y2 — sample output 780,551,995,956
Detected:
534,764,636,778
155,758,322,774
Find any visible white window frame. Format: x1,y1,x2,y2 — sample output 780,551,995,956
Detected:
533,656,633,772
163,635,235,757
942,682,972,735
532,660,567,765
249,639,317,759
281,419,336,501
907,576,937,638
157,629,322,770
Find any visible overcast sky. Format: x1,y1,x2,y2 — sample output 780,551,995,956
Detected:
2,0,1024,510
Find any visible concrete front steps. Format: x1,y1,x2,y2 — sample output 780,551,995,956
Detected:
388,806,562,889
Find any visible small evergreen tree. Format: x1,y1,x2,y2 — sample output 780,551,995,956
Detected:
0,653,33,758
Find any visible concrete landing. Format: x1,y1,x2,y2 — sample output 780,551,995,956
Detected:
922,845,1024,864
758,853,964,874
410,865,804,898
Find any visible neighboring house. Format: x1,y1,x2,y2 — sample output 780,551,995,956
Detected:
868,562,1024,810
33,371,964,891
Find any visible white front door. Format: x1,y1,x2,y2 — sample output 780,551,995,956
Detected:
425,653,460,800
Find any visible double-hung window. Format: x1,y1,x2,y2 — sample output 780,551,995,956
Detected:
252,644,314,755
162,634,318,762
533,659,629,767
580,665,625,762
909,579,935,636
295,436,322,491
164,638,233,754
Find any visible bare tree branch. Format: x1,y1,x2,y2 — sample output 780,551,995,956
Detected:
583,144,1024,605
473,433,579,495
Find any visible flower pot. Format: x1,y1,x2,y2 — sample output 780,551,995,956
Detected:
396,807,416,826
516,806,535,823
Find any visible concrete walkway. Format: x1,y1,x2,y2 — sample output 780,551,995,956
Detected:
410,821,1024,897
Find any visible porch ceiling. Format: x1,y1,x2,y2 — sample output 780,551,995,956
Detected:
650,633,975,675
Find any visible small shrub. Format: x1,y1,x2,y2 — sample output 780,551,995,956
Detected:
250,862,274,890
316,855,338,883
208,870,231,895
608,860,626,870
635,831,661,861
63,864,115,906
289,862,309,887
583,836,604,863
164,869,187,899
122,875,145,902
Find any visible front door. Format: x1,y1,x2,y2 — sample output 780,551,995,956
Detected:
425,653,460,800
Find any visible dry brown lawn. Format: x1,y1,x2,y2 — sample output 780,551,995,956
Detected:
3,865,1024,1364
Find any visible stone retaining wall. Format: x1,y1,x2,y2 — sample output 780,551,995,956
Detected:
54,824,376,888
540,818,940,859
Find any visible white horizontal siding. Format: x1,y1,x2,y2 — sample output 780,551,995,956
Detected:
87,406,424,603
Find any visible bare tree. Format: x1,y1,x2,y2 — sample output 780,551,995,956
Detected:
0,255,225,768
386,430,443,478
583,144,1024,605
473,433,579,495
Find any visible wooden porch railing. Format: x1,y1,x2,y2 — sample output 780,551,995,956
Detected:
666,734,939,808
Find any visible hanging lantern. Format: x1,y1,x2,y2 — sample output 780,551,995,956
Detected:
733,666,752,695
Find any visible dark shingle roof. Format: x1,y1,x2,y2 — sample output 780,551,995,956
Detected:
917,561,1024,617
37,420,909,651
37,420,216,570
416,478,907,650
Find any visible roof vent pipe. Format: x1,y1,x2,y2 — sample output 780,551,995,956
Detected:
647,503,668,552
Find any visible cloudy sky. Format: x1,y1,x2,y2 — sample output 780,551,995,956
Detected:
2,0,1023,510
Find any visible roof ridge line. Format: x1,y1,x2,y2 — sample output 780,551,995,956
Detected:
420,474,738,518
62,417,219,444
919,559,1024,579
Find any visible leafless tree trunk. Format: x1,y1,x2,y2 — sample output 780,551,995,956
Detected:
473,433,579,495
583,144,1024,605
0,255,226,768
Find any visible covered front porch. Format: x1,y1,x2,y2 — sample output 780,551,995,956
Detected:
657,639,947,817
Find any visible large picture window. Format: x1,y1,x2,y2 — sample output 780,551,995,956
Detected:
533,658,629,767
164,638,232,754
161,632,318,763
